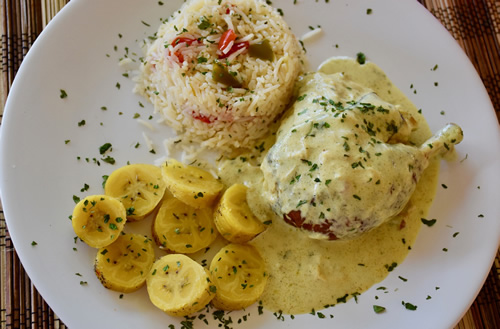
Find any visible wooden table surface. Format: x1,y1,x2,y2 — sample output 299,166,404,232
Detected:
0,0,499,328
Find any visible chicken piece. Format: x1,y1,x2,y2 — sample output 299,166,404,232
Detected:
261,72,463,240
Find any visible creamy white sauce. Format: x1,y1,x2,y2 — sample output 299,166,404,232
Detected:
217,58,440,314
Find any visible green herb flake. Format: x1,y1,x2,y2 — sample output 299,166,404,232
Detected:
403,301,418,311
197,16,210,30
59,89,68,99
373,305,386,313
101,156,116,165
197,56,208,64
296,200,308,208
356,52,366,65
31,241,38,246
99,143,112,155
297,94,307,101
336,294,349,303
421,218,437,227
385,262,398,272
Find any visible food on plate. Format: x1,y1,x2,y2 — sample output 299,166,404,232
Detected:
68,0,465,317
209,243,268,310
104,163,167,221
135,0,304,152
261,72,463,240
214,183,267,243
161,159,224,209
152,195,218,253
146,254,216,317
94,233,155,293
216,57,464,314
71,195,127,248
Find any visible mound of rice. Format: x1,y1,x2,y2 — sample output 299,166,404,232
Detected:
135,0,304,152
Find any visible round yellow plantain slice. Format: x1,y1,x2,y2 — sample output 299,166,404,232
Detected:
104,163,167,221
146,254,216,317
72,195,127,248
153,197,218,254
210,243,268,310
161,159,224,209
94,233,155,293
214,184,266,243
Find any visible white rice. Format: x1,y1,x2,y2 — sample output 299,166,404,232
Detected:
135,0,304,153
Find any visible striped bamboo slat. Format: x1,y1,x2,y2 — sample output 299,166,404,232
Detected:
0,0,499,328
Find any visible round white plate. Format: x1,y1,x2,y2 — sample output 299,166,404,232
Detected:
1,0,499,328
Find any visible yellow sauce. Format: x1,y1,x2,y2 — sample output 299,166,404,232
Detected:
216,57,440,314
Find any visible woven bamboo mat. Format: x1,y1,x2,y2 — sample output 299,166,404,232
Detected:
0,0,499,328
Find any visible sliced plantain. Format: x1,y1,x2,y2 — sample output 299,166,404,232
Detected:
104,163,167,221
161,159,224,209
153,196,218,254
72,195,127,248
94,233,155,293
146,254,216,317
214,184,267,243
210,243,268,310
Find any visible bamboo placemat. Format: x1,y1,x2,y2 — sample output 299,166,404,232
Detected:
0,0,499,328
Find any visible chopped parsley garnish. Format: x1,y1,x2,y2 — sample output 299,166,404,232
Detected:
197,56,208,64
385,262,398,272
373,305,386,313
99,143,112,155
421,218,437,227
197,16,211,30
356,52,366,64
402,301,417,311
101,156,116,165
336,294,349,303
59,89,68,99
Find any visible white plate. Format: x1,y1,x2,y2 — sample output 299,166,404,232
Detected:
1,0,499,328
